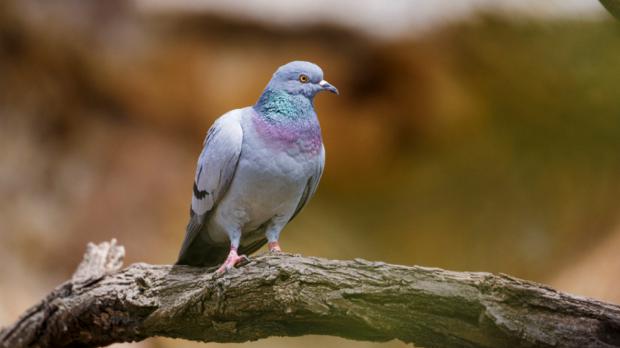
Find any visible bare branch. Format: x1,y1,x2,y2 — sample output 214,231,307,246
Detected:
1,240,619,348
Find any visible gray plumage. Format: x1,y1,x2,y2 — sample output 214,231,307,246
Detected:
176,61,337,267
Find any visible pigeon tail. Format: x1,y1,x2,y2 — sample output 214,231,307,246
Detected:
176,214,269,267
176,215,229,267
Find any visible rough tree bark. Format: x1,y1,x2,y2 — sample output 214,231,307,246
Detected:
1,240,619,348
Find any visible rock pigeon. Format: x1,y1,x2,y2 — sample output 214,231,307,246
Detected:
176,61,338,273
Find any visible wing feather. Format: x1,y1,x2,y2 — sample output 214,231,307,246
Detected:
177,109,244,265
191,114,243,216
289,145,325,222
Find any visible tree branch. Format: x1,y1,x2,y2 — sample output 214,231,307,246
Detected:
1,240,619,348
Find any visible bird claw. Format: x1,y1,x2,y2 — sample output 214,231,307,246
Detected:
237,254,251,266
268,241,282,253
215,250,250,274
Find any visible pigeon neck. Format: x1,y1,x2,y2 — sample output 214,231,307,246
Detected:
251,88,322,156
253,88,316,124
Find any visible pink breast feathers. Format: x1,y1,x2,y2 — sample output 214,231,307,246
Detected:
252,112,323,157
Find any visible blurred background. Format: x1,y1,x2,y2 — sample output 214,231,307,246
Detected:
1,1,620,347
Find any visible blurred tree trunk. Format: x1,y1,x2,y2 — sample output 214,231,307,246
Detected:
1,240,619,348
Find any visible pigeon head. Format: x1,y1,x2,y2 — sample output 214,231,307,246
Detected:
264,61,339,99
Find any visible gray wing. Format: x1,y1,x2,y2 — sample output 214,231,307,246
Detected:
177,110,244,265
289,144,325,222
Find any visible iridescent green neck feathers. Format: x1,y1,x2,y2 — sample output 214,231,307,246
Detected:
254,88,316,123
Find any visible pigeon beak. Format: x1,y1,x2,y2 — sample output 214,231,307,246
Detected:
319,80,339,95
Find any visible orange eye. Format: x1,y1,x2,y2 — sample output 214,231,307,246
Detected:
299,74,309,83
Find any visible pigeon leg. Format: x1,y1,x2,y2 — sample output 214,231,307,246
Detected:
265,219,285,253
216,246,249,274
268,241,282,253
216,230,248,274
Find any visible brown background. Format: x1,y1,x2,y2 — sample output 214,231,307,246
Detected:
1,1,619,347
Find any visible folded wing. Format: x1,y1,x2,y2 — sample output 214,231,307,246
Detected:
176,110,244,266
289,144,325,222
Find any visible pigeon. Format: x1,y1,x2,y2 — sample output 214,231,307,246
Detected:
176,61,338,273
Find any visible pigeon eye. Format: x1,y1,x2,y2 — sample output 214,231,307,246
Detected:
299,74,309,83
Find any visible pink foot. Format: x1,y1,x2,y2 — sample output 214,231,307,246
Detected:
216,248,249,274
268,241,282,253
